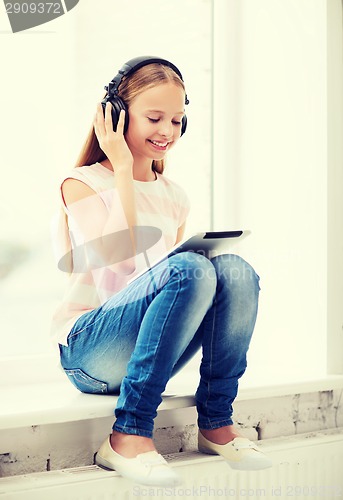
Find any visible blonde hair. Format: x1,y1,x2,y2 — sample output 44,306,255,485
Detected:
75,63,186,174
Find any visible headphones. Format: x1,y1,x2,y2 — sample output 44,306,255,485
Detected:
101,56,189,136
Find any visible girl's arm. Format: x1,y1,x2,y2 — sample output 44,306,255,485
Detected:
61,106,137,275
95,104,137,240
175,221,186,245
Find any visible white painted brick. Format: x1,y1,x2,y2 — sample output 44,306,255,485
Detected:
259,420,296,440
294,391,338,434
333,389,343,428
234,395,295,440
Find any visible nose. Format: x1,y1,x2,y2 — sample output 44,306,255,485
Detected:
158,119,173,138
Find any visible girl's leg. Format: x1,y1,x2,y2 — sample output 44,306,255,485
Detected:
59,252,217,439
113,252,217,438
170,253,260,435
195,254,260,434
189,257,272,471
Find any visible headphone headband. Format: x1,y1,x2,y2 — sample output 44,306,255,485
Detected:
106,56,189,105
102,56,189,136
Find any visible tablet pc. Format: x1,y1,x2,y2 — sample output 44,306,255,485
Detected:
128,230,250,284
167,230,250,256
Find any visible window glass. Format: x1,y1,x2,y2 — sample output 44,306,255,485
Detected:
0,0,212,358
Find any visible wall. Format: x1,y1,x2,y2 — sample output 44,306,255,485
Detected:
1,387,343,476
212,0,329,379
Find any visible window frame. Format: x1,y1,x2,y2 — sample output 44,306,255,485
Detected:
326,0,343,374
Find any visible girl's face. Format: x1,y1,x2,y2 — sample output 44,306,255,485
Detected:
125,82,186,165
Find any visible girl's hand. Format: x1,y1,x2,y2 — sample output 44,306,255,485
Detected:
94,102,133,171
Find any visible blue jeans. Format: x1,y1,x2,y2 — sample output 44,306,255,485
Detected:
59,252,260,438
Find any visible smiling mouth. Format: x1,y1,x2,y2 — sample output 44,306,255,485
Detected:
149,139,169,146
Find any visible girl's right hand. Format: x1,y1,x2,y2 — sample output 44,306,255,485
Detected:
94,102,133,171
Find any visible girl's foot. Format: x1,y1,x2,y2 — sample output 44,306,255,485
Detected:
96,433,182,486
198,426,273,471
110,429,156,457
199,425,243,444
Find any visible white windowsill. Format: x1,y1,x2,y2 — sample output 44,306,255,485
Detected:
1,354,343,431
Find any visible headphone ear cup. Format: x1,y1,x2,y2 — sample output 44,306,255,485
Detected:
181,114,187,136
101,96,129,133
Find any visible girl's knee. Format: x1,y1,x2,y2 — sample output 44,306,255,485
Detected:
169,252,217,292
211,254,260,290
170,251,213,270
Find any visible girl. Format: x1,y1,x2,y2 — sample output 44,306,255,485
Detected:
52,56,272,487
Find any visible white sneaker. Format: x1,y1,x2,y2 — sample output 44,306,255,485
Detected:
198,432,273,471
95,436,182,486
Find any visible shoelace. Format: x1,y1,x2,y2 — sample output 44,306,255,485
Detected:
139,453,167,467
232,439,259,451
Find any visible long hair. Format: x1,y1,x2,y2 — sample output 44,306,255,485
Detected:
74,63,186,174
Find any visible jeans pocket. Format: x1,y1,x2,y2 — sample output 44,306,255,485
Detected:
63,368,108,394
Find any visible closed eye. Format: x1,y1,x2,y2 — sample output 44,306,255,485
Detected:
148,118,182,125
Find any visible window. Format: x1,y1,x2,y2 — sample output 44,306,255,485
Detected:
0,0,212,357
211,0,342,382
1,0,342,384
